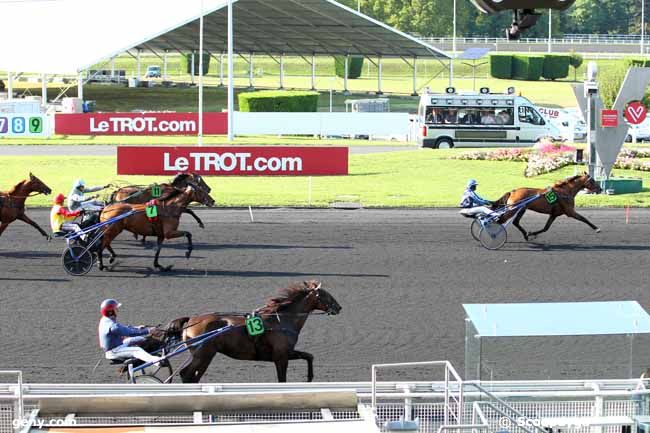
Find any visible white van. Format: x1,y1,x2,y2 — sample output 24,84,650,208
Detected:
417,87,561,149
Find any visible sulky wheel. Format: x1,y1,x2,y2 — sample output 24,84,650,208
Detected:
478,222,508,250
132,374,163,384
62,246,94,276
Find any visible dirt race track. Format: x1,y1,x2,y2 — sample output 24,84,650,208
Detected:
1,208,650,384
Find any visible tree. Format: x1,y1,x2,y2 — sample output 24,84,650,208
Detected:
569,52,584,81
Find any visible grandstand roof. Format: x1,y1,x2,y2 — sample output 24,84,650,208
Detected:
0,0,448,75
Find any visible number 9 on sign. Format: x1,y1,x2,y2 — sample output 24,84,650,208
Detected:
29,117,42,133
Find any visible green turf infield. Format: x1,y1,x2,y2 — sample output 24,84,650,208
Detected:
3,149,648,208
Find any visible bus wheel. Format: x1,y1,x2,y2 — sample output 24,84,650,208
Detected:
435,138,454,149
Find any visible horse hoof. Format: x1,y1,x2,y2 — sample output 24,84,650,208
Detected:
185,251,193,259
109,257,116,264
158,265,173,272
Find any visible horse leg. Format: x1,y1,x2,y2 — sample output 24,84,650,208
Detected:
153,236,171,272
106,245,117,264
566,209,600,232
528,214,558,238
179,347,217,383
511,208,529,241
17,214,49,239
273,357,289,383
163,229,193,259
288,350,314,382
183,209,205,229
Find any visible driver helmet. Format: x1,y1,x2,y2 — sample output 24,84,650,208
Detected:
74,179,86,189
467,179,478,189
53,193,65,205
100,299,121,317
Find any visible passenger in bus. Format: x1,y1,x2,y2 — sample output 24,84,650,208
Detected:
481,110,497,125
426,109,438,124
498,110,513,125
444,109,458,124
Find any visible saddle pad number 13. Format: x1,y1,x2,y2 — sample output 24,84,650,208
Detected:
545,191,558,204
246,316,265,336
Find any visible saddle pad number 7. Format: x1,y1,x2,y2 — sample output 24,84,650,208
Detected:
246,316,265,336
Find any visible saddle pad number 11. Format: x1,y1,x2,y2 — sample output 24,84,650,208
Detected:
246,316,265,336
545,191,558,204
151,184,162,198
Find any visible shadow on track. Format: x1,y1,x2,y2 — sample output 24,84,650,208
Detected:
526,242,650,252
158,243,353,252
129,269,390,279
0,251,58,259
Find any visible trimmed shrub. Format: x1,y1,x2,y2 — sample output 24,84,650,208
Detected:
334,56,364,79
624,57,650,68
599,64,628,109
512,55,544,81
569,52,583,81
489,54,513,79
185,53,210,76
542,55,570,80
238,90,319,112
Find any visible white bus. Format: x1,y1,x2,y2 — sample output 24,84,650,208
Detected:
417,88,561,149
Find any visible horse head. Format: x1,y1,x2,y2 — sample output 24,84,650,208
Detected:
580,172,602,194
27,173,52,195
186,183,215,207
172,173,212,194
307,281,342,316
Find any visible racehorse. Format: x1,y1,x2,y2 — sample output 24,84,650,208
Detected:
98,184,215,271
0,173,52,240
493,173,603,241
175,280,342,383
109,174,212,243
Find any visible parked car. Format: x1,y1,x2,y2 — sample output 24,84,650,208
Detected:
145,65,161,78
626,119,650,142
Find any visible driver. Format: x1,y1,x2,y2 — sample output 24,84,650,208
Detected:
459,179,494,217
68,179,110,213
98,299,163,365
50,193,83,235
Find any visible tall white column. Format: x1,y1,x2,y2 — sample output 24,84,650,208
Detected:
163,51,168,81
41,74,47,106
220,52,224,86
198,0,204,146
343,54,349,94
227,0,234,141
77,71,84,100
311,54,316,90
548,9,552,53
7,72,13,100
249,53,254,88
137,49,142,78
279,53,285,89
377,56,383,95
191,52,195,84
111,58,115,80
412,58,418,96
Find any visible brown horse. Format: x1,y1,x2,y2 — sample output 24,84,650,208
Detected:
99,184,215,271
109,174,212,243
0,173,52,240
176,280,342,383
494,173,603,241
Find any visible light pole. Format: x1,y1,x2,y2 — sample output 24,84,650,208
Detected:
450,0,456,86
357,0,360,12
642,0,646,55
198,0,204,146
227,0,234,141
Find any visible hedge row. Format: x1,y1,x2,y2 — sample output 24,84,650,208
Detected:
624,57,650,68
489,54,571,81
238,90,320,112
334,56,364,79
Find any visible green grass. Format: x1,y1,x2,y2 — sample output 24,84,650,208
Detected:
4,150,649,208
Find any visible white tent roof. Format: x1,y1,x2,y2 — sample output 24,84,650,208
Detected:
0,0,448,75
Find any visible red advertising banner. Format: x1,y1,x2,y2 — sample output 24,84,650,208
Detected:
601,109,619,128
55,112,227,135
117,146,349,176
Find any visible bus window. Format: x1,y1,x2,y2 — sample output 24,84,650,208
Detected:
496,108,514,125
519,106,545,125
425,107,442,124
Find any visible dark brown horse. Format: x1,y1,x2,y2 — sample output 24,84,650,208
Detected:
494,173,603,241
0,173,52,240
109,174,212,243
99,184,215,271
176,280,342,383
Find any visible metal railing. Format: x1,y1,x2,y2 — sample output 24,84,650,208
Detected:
421,36,650,46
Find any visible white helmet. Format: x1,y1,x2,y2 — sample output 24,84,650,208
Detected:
74,179,86,188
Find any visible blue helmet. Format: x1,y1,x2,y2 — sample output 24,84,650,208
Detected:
467,179,478,188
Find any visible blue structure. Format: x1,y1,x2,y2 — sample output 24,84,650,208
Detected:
463,301,650,380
